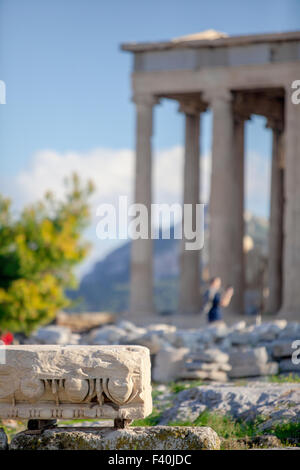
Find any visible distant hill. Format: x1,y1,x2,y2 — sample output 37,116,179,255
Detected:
68,213,268,313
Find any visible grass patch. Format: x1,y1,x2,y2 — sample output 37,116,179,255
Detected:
58,418,105,426
0,420,25,443
169,380,204,394
271,422,300,441
232,380,248,386
268,373,300,383
131,409,162,427
168,410,300,447
151,388,164,400
168,410,264,439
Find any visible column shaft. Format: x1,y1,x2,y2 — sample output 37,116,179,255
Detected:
231,117,245,312
130,96,155,316
281,87,300,316
209,92,244,313
178,110,201,314
267,125,284,314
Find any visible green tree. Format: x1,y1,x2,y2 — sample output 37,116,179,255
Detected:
0,173,94,335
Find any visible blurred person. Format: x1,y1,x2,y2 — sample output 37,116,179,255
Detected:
201,277,222,315
208,285,234,323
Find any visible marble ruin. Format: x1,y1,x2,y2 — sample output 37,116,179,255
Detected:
122,30,300,317
0,345,152,425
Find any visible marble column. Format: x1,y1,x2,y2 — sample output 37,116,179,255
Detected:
178,101,204,314
231,113,247,313
281,86,300,317
130,94,157,316
207,89,245,313
267,119,284,314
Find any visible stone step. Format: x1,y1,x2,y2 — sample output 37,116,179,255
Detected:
184,360,231,372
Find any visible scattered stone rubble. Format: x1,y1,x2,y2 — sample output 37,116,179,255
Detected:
229,347,278,379
158,382,300,430
182,348,231,382
24,318,300,383
2,316,299,451
56,311,116,332
28,325,80,345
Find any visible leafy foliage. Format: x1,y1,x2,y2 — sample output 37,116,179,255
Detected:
0,174,94,334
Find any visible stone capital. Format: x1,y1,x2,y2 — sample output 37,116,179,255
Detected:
132,93,160,107
178,99,207,116
234,110,251,124
266,117,284,132
202,88,233,106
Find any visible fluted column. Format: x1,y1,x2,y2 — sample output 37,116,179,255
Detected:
206,89,245,313
266,118,284,314
281,85,300,317
178,101,205,314
130,94,157,316
231,112,247,313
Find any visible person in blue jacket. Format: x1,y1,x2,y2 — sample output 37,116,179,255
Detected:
208,285,234,323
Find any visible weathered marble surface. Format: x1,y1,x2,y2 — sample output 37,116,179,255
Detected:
9,426,220,450
0,345,152,421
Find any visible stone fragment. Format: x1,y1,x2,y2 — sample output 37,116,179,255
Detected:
30,326,74,345
278,323,300,340
185,361,231,372
230,321,247,331
174,330,215,349
229,362,278,378
180,370,210,380
207,370,228,382
228,327,255,346
190,348,229,364
279,358,300,372
249,435,282,448
128,332,168,355
180,369,228,382
10,426,220,450
88,326,128,344
117,320,146,336
147,323,177,335
159,382,300,426
250,321,287,343
272,340,294,358
229,347,268,366
0,345,152,422
56,312,116,332
152,347,189,383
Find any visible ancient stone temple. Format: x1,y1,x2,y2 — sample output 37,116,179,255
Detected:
121,30,300,317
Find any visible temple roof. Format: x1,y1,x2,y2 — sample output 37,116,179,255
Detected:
171,29,228,42
121,30,300,53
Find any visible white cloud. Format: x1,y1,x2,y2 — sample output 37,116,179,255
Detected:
14,146,212,208
16,148,134,207
2,146,270,276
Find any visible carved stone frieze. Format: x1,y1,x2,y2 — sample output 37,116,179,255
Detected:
0,345,152,421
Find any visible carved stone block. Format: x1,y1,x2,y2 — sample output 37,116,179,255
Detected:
0,345,152,421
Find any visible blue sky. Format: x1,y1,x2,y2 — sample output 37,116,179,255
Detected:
0,0,299,273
